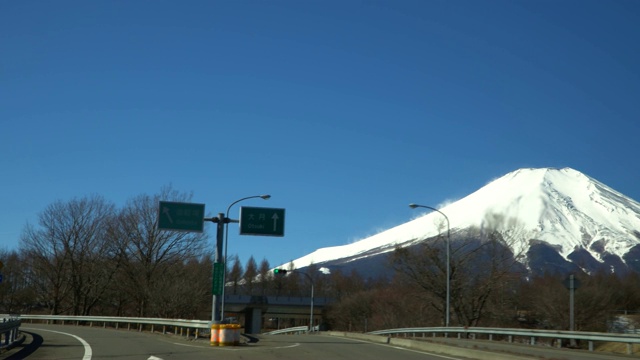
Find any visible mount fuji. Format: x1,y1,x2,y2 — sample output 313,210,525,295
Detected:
280,168,640,277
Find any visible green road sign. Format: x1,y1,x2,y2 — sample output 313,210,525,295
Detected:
239,206,285,237
157,201,205,232
212,262,224,295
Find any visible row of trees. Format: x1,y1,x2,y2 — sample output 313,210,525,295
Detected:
0,187,375,320
1,190,640,333
3,187,208,318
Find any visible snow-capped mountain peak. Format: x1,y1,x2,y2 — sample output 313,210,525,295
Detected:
281,168,640,274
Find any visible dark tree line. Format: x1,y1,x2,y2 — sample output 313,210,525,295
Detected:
2,194,640,333
0,187,367,321
1,187,209,318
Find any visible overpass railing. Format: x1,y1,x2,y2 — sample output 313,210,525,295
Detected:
368,326,640,354
263,326,309,335
263,324,320,335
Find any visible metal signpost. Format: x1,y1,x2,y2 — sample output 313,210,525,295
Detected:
158,200,285,333
239,206,285,237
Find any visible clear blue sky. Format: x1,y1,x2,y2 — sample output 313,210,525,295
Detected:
2,0,639,268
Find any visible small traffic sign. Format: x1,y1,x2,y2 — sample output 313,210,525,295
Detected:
239,206,285,237
563,275,581,290
157,201,205,232
212,262,224,295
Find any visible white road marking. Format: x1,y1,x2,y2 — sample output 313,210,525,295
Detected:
25,327,92,360
169,340,301,351
341,336,463,359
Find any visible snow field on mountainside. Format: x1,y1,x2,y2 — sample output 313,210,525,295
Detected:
280,168,640,270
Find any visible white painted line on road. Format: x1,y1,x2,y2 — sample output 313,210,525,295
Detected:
148,356,164,360
343,336,463,360
164,339,301,351
25,327,93,360
388,345,462,359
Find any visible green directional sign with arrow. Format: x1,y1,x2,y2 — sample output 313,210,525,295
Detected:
157,201,205,232
239,206,285,237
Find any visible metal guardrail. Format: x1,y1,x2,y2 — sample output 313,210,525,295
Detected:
263,325,309,335
0,316,22,350
20,314,211,338
263,324,321,335
368,326,640,354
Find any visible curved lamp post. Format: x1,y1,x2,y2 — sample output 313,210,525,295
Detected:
299,271,315,333
409,203,450,327
274,268,314,333
220,194,271,320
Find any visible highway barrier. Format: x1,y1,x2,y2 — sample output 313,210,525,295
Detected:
0,316,22,352
210,323,220,346
367,326,640,355
219,323,241,346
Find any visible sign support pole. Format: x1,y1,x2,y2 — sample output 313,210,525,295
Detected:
208,213,225,323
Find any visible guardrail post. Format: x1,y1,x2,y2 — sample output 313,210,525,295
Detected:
530,336,536,345
627,343,633,355
508,335,513,343
588,341,593,351
489,334,493,341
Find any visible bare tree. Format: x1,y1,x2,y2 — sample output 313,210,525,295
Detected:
391,213,528,326
0,249,36,313
20,195,117,315
227,256,243,296
243,256,258,295
110,186,208,317
257,258,271,295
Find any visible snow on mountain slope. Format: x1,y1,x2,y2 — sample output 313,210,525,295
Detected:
281,168,640,270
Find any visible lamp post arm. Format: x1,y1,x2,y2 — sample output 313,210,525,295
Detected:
409,203,451,327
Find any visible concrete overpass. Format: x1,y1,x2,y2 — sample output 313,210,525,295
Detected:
224,294,332,333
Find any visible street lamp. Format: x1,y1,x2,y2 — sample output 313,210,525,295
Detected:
273,269,315,333
220,194,271,320
409,203,451,327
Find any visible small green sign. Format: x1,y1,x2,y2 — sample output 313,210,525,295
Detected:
239,206,285,237
157,201,205,232
212,262,225,295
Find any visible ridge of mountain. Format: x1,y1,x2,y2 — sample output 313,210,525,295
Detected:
280,167,640,275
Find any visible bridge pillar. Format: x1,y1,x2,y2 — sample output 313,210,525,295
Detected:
245,308,263,334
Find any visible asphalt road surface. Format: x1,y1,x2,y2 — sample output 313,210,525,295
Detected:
3,324,467,360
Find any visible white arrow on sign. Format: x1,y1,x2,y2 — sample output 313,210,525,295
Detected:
272,213,279,231
162,207,173,224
